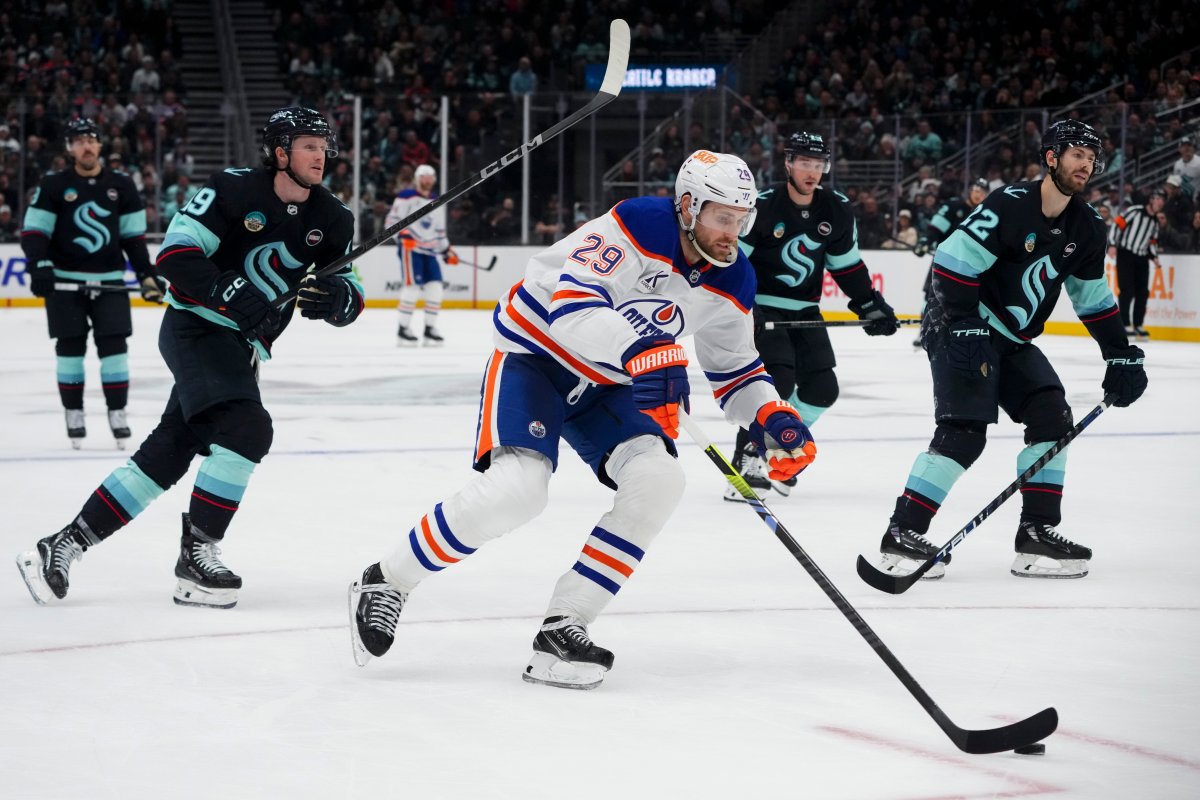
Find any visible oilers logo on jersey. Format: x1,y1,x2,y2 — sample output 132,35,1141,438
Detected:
617,298,685,338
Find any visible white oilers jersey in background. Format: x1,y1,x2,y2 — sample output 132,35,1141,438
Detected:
493,195,780,426
385,188,448,255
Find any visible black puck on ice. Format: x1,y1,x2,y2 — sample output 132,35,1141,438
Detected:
1013,742,1046,755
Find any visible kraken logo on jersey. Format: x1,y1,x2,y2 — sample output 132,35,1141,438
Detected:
72,202,113,253
778,233,822,287
1005,255,1059,330
244,242,305,300
617,297,686,338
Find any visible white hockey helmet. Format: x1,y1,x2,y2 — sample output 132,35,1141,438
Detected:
415,164,436,179
674,150,758,236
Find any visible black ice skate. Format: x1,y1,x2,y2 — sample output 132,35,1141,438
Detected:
397,327,419,347
16,523,87,604
348,562,407,666
107,409,131,449
64,408,86,450
878,522,949,580
723,442,772,503
522,615,614,690
1011,521,1091,579
174,514,242,608
422,326,445,347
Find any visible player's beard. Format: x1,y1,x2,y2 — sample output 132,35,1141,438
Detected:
1049,164,1087,197
787,172,817,198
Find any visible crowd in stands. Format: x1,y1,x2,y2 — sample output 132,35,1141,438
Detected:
3,0,1197,253
1,0,190,236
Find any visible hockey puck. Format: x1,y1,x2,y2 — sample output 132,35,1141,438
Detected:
1013,743,1046,755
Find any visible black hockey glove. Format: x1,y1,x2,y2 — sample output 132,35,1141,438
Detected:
1101,345,1147,408
941,316,996,377
912,239,931,257
297,274,360,326
208,272,280,339
28,262,55,298
139,275,166,304
848,290,900,336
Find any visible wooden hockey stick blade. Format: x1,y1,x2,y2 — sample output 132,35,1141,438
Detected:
274,18,631,308
857,396,1114,595
678,411,1057,755
764,318,920,330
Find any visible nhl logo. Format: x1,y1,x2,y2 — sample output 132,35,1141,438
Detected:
107,188,119,201
306,229,323,246
773,222,785,238
818,221,832,236
243,211,266,232
801,210,810,219
688,269,702,284
1024,233,1036,253
286,204,298,215
528,420,547,439
64,188,78,202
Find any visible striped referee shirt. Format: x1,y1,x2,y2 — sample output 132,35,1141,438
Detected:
1109,204,1159,259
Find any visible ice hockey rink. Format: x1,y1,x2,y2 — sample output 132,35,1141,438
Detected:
1,306,1196,799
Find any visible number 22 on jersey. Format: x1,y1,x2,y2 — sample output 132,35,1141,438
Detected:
569,233,626,276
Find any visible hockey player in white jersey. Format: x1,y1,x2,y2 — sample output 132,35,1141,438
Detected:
349,150,819,689
386,164,458,346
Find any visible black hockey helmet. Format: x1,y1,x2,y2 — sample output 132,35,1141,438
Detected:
64,117,100,146
970,177,989,192
1041,120,1105,174
784,131,831,173
260,106,337,166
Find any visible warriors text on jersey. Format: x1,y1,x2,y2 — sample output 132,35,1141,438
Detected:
21,167,151,280
155,167,362,359
385,188,448,254
493,196,779,425
738,184,874,311
931,180,1114,342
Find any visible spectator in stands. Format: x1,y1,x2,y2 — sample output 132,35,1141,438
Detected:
509,56,538,97
1163,174,1195,231
882,209,917,249
130,55,160,97
1173,136,1200,199
485,196,519,242
0,203,15,243
854,194,888,249
400,130,433,172
904,119,943,167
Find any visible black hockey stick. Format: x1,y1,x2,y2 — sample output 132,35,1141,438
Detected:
680,411,1057,754
764,318,920,330
457,254,497,272
52,281,141,294
272,19,631,308
856,395,1116,594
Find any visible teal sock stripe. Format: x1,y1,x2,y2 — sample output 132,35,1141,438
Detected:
1017,442,1068,486
195,444,257,503
56,355,85,384
101,460,166,518
99,353,129,383
904,451,967,504
787,392,829,426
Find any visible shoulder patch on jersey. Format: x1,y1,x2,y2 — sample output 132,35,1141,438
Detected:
833,189,850,203
1002,185,1030,198
224,167,255,176
758,188,775,199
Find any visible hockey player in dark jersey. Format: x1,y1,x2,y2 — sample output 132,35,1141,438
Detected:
876,120,1147,581
727,131,899,501
910,178,991,345
20,118,164,449
16,107,365,609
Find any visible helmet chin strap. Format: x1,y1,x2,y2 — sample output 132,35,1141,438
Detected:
1047,156,1079,197
277,147,315,191
676,207,736,266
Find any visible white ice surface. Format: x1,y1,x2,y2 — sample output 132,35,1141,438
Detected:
1,307,1197,799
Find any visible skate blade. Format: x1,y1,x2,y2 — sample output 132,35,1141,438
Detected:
1010,553,1089,579
173,578,238,608
397,338,419,348
879,552,946,580
422,340,444,348
769,479,793,497
348,581,373,667
522,651,607,690
114,436,129,450
69,439,84,450
15,551,51,605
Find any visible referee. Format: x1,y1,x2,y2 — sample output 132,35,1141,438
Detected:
1107,192,1164,340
